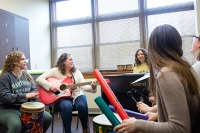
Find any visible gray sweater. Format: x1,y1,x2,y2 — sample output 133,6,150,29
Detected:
0,72,37,108
134,67,200,133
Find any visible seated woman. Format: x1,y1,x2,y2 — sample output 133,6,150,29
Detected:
133,48,148,73
36,53,97,133
0,51,52,133
114,24,200,133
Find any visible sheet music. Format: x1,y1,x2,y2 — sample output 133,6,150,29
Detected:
132,73,150,84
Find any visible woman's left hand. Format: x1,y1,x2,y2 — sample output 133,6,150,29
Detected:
91,81,97,90
113,118,136,133
145,112,158,121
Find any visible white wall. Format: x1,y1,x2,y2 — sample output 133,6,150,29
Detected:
0,0,51,70
194,0,200,35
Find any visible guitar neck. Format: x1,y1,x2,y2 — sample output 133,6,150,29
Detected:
64,81,92,89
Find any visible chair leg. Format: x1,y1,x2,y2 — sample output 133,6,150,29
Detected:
87,116,90,133
50,106,65,133
76,114,79,129
51,106,54,133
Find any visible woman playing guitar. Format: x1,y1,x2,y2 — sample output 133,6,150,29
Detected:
36,53,97,133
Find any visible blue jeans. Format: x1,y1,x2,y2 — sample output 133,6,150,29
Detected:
55,95,88,133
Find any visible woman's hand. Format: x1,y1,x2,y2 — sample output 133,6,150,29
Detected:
137,102,151,113
145,112,158,121
69,87,77,92
91,81,97,90
113,118,136,133
50,85,60,93
26,92,39,99
149,96,156,104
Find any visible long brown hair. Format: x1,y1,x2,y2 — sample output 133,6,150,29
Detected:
55,53,76,75
1,51,36,86
148,24,199,97
1,51,23,75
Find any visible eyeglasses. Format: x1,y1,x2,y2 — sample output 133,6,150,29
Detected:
193,35,200,41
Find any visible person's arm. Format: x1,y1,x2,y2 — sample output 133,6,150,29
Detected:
114,70,191,133
148,96,156,105
23,71,37,93
145,112,158,121
149,105,157,112
29,84,38,101
36,68,58,91
74,70,97,93
137,102,157,113
134,70,191,133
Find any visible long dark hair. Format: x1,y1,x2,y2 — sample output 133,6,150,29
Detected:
55,53,76,75
134,48,148,66
148,24,199,97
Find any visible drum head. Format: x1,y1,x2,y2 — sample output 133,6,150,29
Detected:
93,113,122,126
20,102,45,112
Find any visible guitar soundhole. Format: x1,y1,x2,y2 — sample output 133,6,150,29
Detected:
60,84,66,91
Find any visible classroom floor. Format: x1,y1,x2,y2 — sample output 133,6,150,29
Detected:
46,114,96,133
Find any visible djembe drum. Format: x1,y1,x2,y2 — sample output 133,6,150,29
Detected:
20,102,45,133
93,113,122,133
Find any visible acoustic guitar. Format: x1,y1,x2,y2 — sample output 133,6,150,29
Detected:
38,78,110,106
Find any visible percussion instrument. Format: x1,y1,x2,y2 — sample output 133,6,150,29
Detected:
94,69,138,133
20,102,45,133
93,113,122,133
109,105,148,120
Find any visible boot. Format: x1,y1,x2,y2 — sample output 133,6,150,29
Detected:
83,129,89,133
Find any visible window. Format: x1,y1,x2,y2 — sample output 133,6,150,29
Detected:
147,0,193,8
147,10,195,63
50,0,195,72
98,18,140,70
56,0,91,20
98,0,138,14
56,24,93,71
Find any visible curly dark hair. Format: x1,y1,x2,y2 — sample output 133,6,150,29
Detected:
55,53,76,75
134,48,148,66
